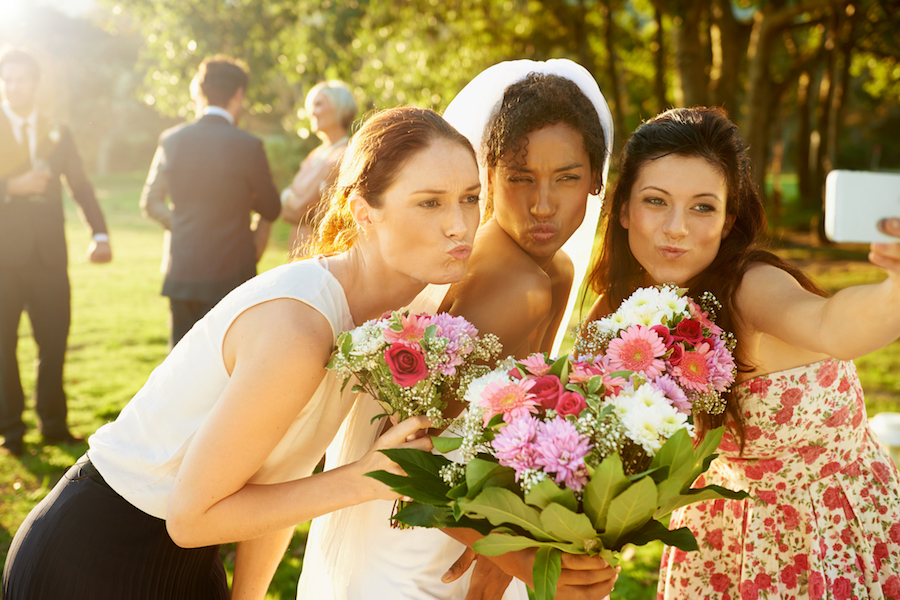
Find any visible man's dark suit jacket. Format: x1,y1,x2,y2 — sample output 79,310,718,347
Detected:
0,114,108,269
140,114,281,304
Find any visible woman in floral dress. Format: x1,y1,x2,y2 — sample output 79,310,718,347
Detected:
582,106,900,599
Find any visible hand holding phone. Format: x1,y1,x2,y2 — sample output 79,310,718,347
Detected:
825,170,900,243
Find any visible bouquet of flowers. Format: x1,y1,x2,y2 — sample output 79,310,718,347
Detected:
366,287,747,600
328,310,502,426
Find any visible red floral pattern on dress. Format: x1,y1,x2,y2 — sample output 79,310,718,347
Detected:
659,358,900,600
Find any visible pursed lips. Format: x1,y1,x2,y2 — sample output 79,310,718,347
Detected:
658,245,687,259
529,223,558,243
448,244,472,261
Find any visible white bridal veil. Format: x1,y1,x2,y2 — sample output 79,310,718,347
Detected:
442,58,615,354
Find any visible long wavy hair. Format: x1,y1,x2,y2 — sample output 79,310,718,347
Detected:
481,72,608,217
299,107,475,258
586,107,825,449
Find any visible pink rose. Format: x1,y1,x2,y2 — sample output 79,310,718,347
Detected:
833,577,852,600
808,572,825,600
710,573,731,593
530,375,564,410
384,345,429,387
555,391,587,417
673,319,703,343
883,574,900,599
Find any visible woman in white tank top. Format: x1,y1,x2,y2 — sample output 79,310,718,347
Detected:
2,107,482,600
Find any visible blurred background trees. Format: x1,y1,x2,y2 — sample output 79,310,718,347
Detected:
3,0,899,234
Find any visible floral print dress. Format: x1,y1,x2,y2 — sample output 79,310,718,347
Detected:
658,358,900,600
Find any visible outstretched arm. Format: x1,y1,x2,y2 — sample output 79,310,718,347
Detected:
737,228,900,361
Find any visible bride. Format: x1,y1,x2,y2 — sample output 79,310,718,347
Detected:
298,59,617,600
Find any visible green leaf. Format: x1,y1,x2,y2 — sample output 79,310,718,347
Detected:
627,464,669,483
586,375,603,395
447,480,469,500
525,477,578,512
549,355,570,383
472,532,579,556
425,323,438,338
690,427,726,482
539,502,597,547
379,448,450,483
583,454,630,530
340,331,353,355
465,458,512,498
650,428,694,473
600,476,657,551
626,518,699,551
655,483,750,518
392,502,455,529
363,470,451,506
532,547,562,600
432,436,463,453
458,488,553,541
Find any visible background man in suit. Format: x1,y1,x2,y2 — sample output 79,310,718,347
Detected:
140,55,281,347
0,48,112,456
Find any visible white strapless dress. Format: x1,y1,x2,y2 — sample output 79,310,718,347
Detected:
297,285,529,600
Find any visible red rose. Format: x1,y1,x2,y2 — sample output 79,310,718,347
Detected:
883,575,900,599
874,541,889,570
833,577,852,600
530,375,564,410
673,318,703,343
872,461,893,485
824,406,849,428
739,579,759,600
816,360,839,388
710,573,731,593
822,486,842,510
556,391,588,417
780,504,800,530
798,445,826,465
808,572,825,600
651,324,674,346
667,343,685,366
384,345,429,387
890,522,900,544
781,387,803,406
706,528,724,550
780,565,798,589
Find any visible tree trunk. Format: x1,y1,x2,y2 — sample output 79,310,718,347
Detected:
653,4,668,113
672,1,709,107
814,12,839,203
708,0,744,110
828,3,857,170
797,71,814,209
603,0,627,156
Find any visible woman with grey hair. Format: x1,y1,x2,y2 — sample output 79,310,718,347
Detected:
282,80,358,251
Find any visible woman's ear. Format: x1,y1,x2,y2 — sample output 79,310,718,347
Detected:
591,173,602,197
619,201,630,230
722,214,735,239
348,194,372,230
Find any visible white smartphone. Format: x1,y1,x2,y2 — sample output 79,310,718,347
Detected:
824,170,900,243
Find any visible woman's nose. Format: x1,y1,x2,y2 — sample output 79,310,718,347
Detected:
531,182,555,218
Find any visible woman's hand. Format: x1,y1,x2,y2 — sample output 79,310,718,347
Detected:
442,546,619,600
352,415,433,501
441,548,514,600
871,217,900,278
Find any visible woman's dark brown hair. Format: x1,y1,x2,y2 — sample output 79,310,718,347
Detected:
586,106,826,448
301,106,476,258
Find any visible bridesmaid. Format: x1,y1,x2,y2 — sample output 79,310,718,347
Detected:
2,107,481,600
582,106,900,599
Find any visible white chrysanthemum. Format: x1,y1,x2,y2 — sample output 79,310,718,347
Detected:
600,313,629,334
658,409,692,438
656,288,690,322
605,388,637,419
463,369,511,409
620,404,665,454
631,381,672,411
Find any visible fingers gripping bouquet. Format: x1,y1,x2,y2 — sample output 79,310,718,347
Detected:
328,310,503,425
368,287,748,600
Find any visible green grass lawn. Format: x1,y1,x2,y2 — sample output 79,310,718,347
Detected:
1,173,898,598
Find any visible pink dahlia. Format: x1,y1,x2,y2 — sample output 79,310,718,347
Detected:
481,379,538,425
607,325,666,378
707,338,736,392
383,313,431,347
673,342,713,391
492,415,539,477
533,417,592,491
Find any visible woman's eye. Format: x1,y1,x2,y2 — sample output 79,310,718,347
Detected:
507,176,532,184
420,199,438,208
462,195,480,204
694,203,716,213
643,196,665,206
559,174,581,182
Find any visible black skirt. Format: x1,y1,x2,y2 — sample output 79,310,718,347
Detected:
2,460,229,600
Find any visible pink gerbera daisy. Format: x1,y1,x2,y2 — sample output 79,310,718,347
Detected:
673,342,713,391
519,354,552,377
383,313,431,346
607,325,666,378
481,379,538,425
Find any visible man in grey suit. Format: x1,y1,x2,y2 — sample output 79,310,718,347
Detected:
140,56,281,347
0,48,112,456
